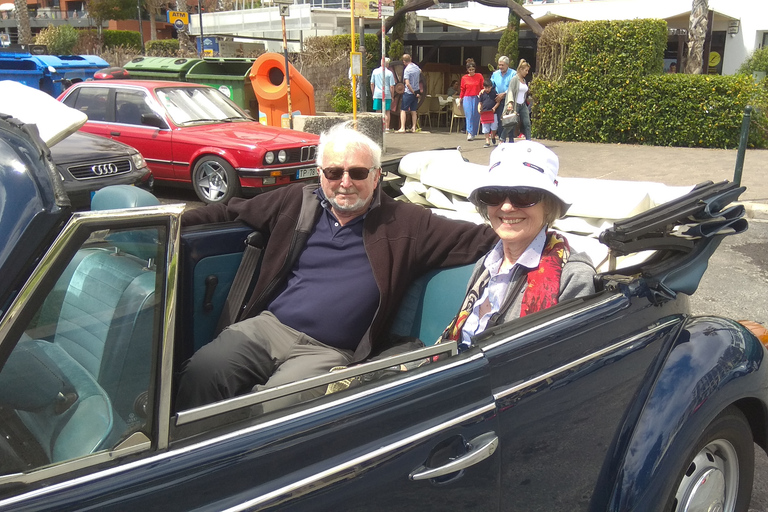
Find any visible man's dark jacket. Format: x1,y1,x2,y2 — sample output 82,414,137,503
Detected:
182,182,497,361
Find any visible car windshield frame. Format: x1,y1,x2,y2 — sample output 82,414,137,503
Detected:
154,86,249,126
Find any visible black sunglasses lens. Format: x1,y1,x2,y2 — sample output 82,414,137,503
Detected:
510,189,543,208
478,189,506,206
347,167,371,180
322,167,344,180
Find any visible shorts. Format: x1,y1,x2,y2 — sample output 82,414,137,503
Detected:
481,120,498,134
373,98,392,111
401,93,418,112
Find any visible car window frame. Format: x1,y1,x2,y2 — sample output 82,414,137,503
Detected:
0,204,183,491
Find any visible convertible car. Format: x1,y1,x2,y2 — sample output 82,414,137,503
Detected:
0,114,767,512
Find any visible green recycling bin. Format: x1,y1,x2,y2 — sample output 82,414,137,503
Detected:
186,58,258,115
123,56,201,82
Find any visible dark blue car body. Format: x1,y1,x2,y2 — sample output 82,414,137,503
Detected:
0,114,766,511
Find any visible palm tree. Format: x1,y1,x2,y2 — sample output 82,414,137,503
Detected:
13,0,31,45
685,0,708,74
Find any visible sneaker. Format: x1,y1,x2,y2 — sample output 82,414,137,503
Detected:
483,143,490,148
467,134,474,141
491,136,496,145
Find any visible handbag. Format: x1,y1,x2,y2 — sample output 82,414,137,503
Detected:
501,108,519,127
480,110,496,124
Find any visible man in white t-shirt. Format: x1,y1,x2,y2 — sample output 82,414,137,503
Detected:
370,57,396,131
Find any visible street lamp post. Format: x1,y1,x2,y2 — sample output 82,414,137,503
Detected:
137,0,145,53
197,0,204,57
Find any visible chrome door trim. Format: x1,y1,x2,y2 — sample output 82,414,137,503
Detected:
222,403,498,512
176,341,459,425
481,294,628,352
492,317,681,402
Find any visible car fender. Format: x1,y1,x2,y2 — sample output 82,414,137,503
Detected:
186,146,241,174
605,315,768,511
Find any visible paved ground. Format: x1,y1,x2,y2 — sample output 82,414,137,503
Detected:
381,128,768,216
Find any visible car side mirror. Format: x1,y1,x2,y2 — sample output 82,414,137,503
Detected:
141,113,168,130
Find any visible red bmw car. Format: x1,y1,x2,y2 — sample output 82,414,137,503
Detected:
58,80,320,203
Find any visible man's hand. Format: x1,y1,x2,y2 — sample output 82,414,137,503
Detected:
496,92,506,102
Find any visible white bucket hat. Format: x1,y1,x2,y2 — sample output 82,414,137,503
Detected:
468,140,571,215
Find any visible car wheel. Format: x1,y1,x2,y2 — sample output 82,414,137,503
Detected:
666,406,754,512
192,156,240,204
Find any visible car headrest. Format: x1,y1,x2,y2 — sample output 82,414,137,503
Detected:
92,186,161,262
91,185,160,210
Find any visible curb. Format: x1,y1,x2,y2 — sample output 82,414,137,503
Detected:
740,201,768,220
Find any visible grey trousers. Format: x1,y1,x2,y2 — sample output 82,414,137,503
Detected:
176,311,354,412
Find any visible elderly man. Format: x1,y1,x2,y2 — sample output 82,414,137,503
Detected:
371,56,396,131
176,122,497,411
397,54,421,133
490,56,516,142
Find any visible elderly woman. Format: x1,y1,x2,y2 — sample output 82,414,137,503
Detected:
443,141,596,350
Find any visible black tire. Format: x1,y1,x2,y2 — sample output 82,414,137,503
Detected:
192,156,240,204
665,405,754,512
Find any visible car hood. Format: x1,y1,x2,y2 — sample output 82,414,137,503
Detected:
50,132,136,165
176,122,317,147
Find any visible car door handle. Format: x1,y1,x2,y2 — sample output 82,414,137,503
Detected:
409,432,498,481
110,131,121,136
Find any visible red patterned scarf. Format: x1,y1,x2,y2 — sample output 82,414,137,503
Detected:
443,231,570,344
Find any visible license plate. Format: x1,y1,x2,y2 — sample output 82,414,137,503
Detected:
297,167,318,179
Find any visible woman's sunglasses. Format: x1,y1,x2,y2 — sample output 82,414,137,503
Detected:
476,187,544,208
321,166,375,181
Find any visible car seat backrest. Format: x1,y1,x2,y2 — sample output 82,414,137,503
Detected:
390,264,474,346
117,102,142,126
14,339,116,463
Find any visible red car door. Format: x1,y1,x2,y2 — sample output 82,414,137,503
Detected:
108,88,176,182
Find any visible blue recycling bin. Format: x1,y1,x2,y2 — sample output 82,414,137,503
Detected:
34,54,109,96
0,52,109,97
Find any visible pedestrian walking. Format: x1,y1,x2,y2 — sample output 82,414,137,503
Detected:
477,78,499,148
397,54,421,133
371,57,395,131
460,58,484,141
505,59,532,142
491,56,516,143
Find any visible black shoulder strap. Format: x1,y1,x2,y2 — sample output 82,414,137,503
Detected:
215,231,264,335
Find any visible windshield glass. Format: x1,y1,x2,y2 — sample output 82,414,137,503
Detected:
155,87,247,125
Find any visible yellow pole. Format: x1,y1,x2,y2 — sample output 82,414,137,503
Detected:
351,0,357,125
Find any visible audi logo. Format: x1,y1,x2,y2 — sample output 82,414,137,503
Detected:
91,163,119,176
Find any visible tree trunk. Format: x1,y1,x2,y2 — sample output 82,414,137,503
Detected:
176,0,196,55
149,7,157,40
685,0,708,74
14,0,32,45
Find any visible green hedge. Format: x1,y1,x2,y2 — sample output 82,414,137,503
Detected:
145,39,180,56
532,19,767,148
78,29,142,52
534,73,767,148
102,30,142,51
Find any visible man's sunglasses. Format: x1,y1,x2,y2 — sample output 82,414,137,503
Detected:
476,187,544,208
320,166,376,181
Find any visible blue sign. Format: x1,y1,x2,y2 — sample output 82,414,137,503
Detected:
196,36,220,56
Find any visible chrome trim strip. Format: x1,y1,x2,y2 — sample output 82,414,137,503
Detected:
0,441,151,490
482,294,627,352
156,210,183,450
0,351,484,506
144,158,176,165
492,317,681,402
237,164,318,178
176,341,459,425
222,403,497,512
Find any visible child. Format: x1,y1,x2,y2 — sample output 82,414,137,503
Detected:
477,78,499,148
